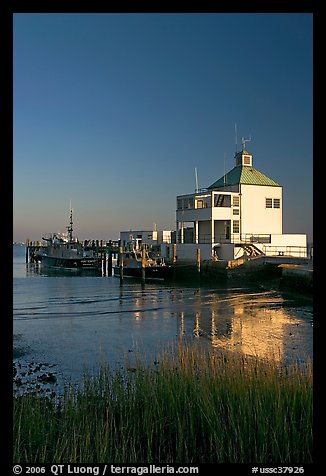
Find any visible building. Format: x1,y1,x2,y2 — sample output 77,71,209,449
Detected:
120,229,172,250
175,142,307,261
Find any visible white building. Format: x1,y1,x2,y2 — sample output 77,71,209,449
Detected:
120,229,172,249
175,144,307,261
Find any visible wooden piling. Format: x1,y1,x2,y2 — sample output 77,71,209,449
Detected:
197,247,201,274
119,246,124,282
102,251,106,276
25,239,30,263
173,244,177,264
172,243,177,280
107,249,113,276
141,246,146,283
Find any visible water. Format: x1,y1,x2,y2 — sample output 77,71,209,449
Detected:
13,245,313,394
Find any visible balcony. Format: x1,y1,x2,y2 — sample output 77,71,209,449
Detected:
176,233,272,245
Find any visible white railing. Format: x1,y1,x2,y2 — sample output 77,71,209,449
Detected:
177,233,271,245
230,234,271,244
262,245,308,258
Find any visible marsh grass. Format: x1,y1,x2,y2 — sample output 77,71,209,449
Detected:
13,344,313,463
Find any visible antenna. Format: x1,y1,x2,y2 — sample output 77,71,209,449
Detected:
67,202,73,242
224,152,227,186
235,123,238,153
195,167,199,193
241,136,251,150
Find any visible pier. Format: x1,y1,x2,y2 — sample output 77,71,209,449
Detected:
24,239,312,293
164,253,313,293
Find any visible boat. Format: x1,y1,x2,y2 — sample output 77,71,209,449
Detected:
34,209,102,271
113,240,173,281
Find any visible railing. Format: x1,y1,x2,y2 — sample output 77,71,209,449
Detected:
262,245,308,258
177,234,212,244
231,234,271,244
176,233,271,245
198,234,213,244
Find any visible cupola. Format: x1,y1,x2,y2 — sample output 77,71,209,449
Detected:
235,137,253,167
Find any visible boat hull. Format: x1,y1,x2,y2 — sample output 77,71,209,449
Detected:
41,255,102,270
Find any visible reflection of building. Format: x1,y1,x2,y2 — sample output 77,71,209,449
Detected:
190,294,304,362
175,140,307,261
219,307,299,362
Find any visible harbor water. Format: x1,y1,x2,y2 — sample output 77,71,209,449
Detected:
13,244,313,395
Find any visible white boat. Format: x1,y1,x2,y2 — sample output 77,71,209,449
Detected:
35,209,102,271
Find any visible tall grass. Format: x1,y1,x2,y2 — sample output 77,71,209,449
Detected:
13,345,313,463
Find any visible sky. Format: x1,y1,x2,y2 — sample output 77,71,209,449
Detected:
13,13,313,243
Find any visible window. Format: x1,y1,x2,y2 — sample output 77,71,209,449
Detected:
188,198,194,209
177,199,183,210
181,197,194,209
214,194,231,207
233,208,239,215
266,198,273,208
233,220,240,233
196,196,211,208
266,197,280,208
233,196,240,207
243,155,251,165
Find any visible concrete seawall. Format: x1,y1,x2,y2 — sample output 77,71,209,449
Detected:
278,263,313,293
170,256,313,294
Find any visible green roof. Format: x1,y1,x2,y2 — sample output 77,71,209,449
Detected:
207,165,281,189
236,149,250,156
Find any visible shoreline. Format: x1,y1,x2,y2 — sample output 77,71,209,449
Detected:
13,343,313,464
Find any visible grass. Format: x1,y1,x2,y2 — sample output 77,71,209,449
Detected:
13,344,313,463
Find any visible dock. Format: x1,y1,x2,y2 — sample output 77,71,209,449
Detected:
166,254,313,293
25,240,313,293
277,262,313,293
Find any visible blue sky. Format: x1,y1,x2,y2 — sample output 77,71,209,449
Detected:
13,13,313,242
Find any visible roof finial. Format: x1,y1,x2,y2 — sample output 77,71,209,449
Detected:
241,136,251,151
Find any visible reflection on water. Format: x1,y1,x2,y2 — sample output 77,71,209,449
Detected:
13,246,313,391
26,262,103,277
179,290,312,364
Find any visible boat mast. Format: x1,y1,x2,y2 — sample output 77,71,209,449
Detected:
67,207,73,242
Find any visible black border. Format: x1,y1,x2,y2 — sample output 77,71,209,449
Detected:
5,1,318,473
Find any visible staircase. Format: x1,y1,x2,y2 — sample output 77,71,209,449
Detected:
226,244,265,270
237,243,265,257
